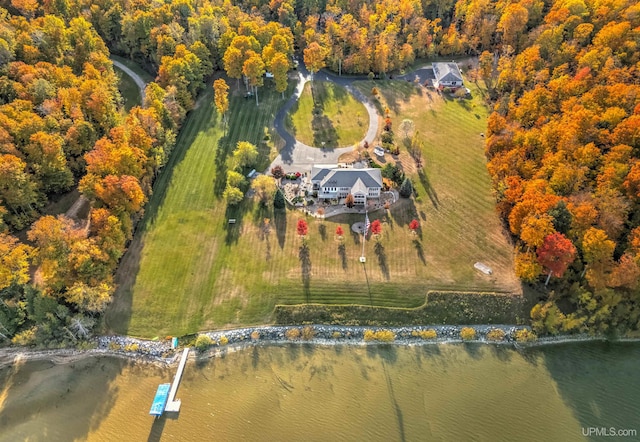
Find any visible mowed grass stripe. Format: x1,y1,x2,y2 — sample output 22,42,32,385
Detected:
109,75,519,338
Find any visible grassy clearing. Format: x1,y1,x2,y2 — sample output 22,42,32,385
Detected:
287,81,368,147
107,79,291,337
42,189,80,216
110,54,155,84
114,66,141,111
355,79,519,288
106,75,520,338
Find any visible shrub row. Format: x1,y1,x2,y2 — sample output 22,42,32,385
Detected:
195,334,228,351
364,329,396,342
274,291,526,326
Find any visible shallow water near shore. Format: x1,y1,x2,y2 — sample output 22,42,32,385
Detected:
1,342,639,441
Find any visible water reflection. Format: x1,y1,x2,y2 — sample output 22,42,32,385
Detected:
0,343,638,441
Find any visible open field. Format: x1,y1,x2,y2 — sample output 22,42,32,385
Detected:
287,81,368,147
106,75,520,338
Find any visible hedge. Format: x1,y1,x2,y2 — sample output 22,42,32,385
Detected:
274,291,526,326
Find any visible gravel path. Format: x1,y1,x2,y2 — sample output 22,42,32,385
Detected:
59,58,150,226
112,58,147,103
268,61,380,174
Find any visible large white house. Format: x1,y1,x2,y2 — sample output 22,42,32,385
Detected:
310,165,383,204
432,62,464,89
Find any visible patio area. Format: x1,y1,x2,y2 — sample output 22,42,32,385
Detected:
281,175,398,218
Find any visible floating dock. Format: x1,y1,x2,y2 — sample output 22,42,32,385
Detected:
148,347,190,417
149,383,171,416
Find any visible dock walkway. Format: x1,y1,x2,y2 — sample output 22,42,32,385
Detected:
165,348,189,413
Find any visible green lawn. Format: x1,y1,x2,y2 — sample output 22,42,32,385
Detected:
106,76,519,338
287,81,368,147
110,54,155,83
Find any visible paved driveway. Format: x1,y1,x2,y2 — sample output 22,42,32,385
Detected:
267,62,380,174
397,66,435,87
112,59,146,102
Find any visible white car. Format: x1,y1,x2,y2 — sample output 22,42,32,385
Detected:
373,146,385,157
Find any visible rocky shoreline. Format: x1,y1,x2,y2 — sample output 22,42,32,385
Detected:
1,324,637,369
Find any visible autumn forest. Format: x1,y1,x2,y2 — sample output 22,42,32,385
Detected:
0,0,638,345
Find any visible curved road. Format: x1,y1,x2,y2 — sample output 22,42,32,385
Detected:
110,56,380,175
268,61,380,174
111,59,147,103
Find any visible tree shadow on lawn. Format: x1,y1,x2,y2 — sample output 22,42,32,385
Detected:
274,208,287,249
224,199,253,246
350,228,361,245
213,135,231,197
256,212,273,261
318,223,327,241
256,138,273,171
143,96,214,230
418,169,439,209
377,80,419,114
374,241,390,280
413,239,426,265
338,243,347,270
312,112,339,148
390,198,417,229
285,101,298,136
253,202,272,225
109,93,214,334
299,243,311,302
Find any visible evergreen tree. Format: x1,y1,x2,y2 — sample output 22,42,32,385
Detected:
274,187,286,209
399,178,413,198
548,201,572,235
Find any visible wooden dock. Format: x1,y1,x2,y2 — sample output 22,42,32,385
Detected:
165,347,189,413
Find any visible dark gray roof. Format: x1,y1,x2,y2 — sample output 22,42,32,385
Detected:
310,165,337,182
433,62,463,83
320,168,382,188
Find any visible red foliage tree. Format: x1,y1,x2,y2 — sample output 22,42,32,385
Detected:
370,219,382,236
537,232,577,279
296,219,308,237
409,219,420,232
336,225,344,236
271,165,285,180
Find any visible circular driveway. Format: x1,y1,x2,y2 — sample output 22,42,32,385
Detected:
267,62,380,175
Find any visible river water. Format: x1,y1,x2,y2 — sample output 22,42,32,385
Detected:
1,342,639,441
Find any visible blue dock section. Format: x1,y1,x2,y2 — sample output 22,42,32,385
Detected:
149,383,171,416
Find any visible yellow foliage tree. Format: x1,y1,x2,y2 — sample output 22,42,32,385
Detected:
515,250,543,282
520,214,556,249
582,227,615,289
213,79,229,127
0,233,33,291
251,175,277,206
